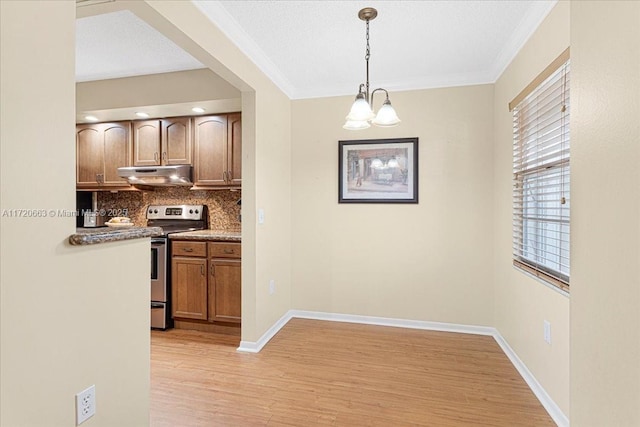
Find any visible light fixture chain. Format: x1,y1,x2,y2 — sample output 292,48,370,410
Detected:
365,19,370,62
365,18,370,103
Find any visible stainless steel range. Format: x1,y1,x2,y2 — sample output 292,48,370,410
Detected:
148,204,208,330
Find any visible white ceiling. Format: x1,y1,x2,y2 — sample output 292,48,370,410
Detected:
76,0,557,100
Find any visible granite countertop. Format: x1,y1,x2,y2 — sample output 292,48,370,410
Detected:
169,229,241,242
69,226,163,246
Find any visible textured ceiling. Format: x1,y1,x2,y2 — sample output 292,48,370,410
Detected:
76,10,205,82
76,1,556,99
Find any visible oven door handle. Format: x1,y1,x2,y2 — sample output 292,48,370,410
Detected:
151,238,166,245
151,302,165,309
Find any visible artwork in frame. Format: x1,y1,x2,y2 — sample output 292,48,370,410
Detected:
338,137,418,204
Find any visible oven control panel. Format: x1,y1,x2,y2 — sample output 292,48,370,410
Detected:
146,205,205,220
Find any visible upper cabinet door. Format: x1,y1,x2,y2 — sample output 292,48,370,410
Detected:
162,117,191,165
102,122,132,185
76,122,131,189
227,113,242,186
76,125,105,187
193,115,228,187
133,120,161,166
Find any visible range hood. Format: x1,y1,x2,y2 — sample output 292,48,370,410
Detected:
117,164,192,187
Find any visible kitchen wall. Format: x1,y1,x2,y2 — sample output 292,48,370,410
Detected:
492,1,570,416
291,84,495,327
97,188,241,230
141,0,293,344
1,2,150,426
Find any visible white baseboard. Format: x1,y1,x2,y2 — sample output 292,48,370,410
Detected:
492,333,569,427
236,309,569,426
236,310,293,353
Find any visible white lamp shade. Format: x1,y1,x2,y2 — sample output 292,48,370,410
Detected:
343,119,371,130
387,158,399,168
372,100,401,127
346,95,375,122
370,158,383,169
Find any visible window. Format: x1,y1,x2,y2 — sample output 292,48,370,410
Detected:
511,49,570,292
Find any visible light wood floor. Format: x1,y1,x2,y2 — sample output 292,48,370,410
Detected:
151,318,554,426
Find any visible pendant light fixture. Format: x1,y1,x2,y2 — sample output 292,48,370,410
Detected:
343,7,401,130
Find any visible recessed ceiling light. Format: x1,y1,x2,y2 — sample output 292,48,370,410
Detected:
135,112,150,118
84,115,99,122
191,107,206,113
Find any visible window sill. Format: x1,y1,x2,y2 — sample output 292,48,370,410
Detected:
512,263,570,298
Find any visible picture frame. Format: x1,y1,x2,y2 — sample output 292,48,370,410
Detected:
338,137,419,204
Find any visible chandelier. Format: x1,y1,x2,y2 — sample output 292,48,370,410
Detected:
343,7,401,130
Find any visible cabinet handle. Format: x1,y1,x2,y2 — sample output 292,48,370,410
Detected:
201,265,204,275
154,152,158,162
162,151,167,161
182,247,193,252
228,171,233,182
211,264,215,276
223,171,227,182
223,249,234,254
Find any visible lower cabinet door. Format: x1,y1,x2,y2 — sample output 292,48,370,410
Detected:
172,257,207,320
209,258,241,323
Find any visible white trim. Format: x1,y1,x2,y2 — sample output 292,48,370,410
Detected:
493,332,569,427
236,310,293,353
289,310,496,336
237,309,568,426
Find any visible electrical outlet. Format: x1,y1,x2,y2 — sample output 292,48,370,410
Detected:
543,320,551,344
269,279,275,295
76,385,96,425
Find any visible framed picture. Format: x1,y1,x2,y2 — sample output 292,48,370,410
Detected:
338,137,419,204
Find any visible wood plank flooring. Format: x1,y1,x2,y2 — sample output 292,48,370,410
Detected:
151,318,554,426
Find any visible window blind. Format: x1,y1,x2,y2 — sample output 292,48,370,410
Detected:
512,58,570,292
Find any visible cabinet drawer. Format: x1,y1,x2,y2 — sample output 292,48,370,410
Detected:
208,242,241,258
172,241,207,257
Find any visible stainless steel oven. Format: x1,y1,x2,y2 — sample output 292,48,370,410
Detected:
147,204,208,330
150,237,168,329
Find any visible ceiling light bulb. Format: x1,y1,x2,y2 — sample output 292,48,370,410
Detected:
343,119,371,130
135,112,150,118
345,93,375,122
84,115,99,122
192,107,206,113
372,99,401,127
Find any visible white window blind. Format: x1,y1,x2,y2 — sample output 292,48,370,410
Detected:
512,56,570,291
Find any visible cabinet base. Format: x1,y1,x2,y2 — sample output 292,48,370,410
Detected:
174,319,240,336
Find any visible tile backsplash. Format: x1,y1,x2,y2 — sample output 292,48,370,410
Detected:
97,188,241,231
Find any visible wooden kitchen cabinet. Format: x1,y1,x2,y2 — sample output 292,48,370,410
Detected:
209,242,241,323
193,114,241,188
171,240,241,326
76,122,132,190
172,256,208,321
133,117,191,166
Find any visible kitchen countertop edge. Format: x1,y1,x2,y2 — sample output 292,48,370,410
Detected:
169,230,241,242
69,226,164,246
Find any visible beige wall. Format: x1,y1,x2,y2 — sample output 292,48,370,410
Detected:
76,68,240,113
492,1,571,415
140,0,293,342
570,1,640,425
291,85,495,326
0,1,150,426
